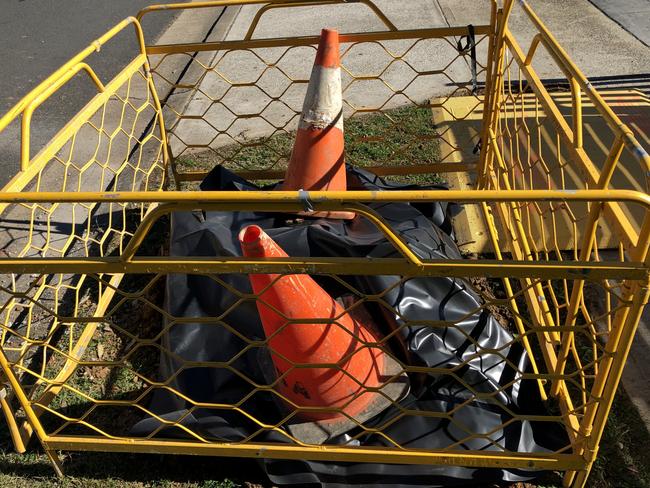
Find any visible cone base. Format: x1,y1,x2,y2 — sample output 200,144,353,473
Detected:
285,351,409,445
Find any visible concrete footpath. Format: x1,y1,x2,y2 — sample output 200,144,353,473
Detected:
590,0,650,47
172,0,650,157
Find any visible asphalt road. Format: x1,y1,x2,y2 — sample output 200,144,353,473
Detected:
0,0,190,113
0,0,190,184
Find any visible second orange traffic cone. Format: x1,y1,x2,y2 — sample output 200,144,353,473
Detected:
282,29,353,219
239,225,385,421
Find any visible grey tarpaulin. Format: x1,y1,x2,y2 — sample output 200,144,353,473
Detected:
132,165,567,487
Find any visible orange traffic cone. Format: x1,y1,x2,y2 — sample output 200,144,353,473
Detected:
282,29,353,219
239,225,407,443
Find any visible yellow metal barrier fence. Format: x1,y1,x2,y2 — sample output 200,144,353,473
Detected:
0,1,646,487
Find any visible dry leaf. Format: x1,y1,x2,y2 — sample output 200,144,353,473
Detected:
94,367,110,380
97,342,105,360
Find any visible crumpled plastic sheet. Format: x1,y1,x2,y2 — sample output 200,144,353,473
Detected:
132,165,567,487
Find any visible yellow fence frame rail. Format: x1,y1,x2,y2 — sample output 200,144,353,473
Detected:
0,1,648,487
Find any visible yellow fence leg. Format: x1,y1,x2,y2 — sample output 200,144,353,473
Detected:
573,279,650,488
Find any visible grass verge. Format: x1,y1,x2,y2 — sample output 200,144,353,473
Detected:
175,105,445,187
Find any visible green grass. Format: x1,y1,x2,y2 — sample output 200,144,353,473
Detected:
175,104,445,187
3,399,649,488
589,387,650,487
0,447,256,487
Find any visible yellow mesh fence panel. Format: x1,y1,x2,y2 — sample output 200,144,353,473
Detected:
0,2,647,488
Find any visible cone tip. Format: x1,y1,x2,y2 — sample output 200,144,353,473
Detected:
239,225,264,250
315,28,340,69
320,28,338,37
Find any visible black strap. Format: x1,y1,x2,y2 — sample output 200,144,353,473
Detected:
457,24,478,94
472,139,482,155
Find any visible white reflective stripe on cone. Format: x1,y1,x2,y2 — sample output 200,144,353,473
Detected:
298,64,343,132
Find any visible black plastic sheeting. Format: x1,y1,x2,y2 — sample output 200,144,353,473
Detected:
132,165,567,487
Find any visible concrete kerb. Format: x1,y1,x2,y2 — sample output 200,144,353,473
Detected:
147,5,243,165
439,0,650,79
